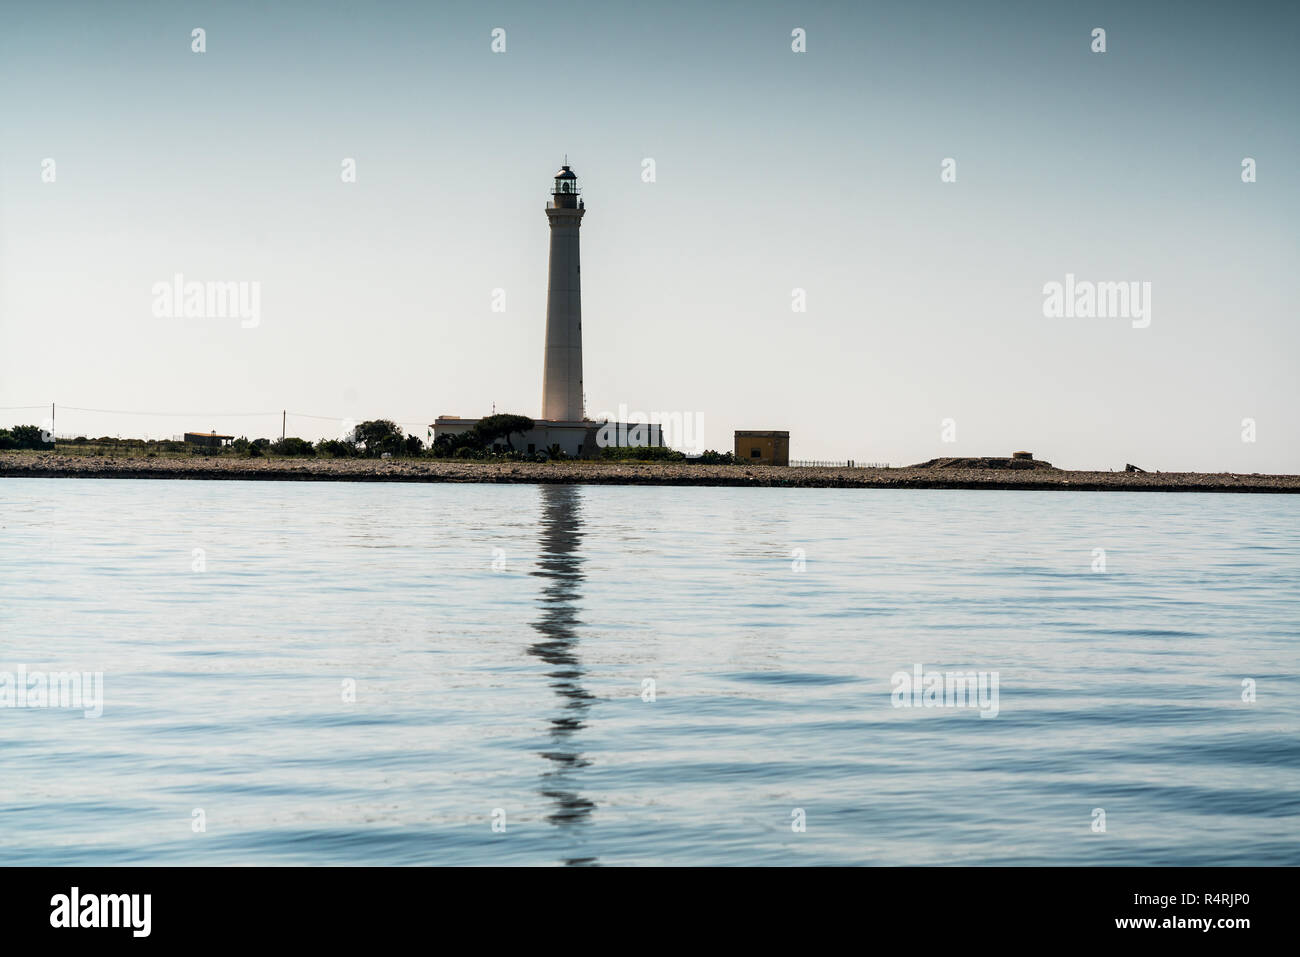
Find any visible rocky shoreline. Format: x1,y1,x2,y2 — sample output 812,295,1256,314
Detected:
2,452,1298,492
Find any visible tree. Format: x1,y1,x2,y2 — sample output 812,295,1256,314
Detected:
3,424,52,450
432,429,484,458
474,414,535,451
315,437,358,457
697,450,735,465
352,419,405,457
272,436,315,457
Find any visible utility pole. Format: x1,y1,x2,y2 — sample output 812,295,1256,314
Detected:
51,402,55,447
282,410,286,442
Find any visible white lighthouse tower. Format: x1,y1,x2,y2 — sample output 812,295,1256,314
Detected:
430,163,664,458
541,164,585,423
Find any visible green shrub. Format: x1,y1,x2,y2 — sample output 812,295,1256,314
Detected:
315,438,358,457
1,425,52,450
272,436,316,457
599,445,685,463
695,450,735,465
431,429,484,458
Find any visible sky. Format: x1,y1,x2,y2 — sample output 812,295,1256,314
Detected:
1,0,1297,470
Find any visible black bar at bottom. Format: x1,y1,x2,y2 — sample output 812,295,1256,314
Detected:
0,866,1282,943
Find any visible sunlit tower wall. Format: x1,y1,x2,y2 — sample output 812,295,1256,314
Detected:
541,164,585,422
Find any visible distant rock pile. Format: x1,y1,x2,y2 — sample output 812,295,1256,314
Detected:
910,456,1058,471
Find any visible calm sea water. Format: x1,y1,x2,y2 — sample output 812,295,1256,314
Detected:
1,478,1297,866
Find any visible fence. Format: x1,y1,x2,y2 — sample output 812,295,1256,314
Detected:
51,433,180,443
791,460,891,469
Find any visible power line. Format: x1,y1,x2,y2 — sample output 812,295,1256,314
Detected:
287,412,431,427
4,404,433,430
59,405,279,417
285,412,355,421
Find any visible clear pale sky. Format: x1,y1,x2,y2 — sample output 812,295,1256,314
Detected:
2,0,1297,470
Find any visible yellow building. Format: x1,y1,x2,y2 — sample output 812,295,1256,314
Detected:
734,430,790,466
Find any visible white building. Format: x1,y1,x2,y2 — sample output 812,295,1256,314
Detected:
432,164,662,458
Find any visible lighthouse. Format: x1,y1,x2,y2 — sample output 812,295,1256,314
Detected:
541,164,585,423
431,163,664,458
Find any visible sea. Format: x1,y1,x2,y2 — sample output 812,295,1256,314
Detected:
1,478,1296,865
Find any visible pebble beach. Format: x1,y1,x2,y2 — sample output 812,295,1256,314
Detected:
3,451,1298,492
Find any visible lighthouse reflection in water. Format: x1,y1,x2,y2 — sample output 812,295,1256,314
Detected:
527,485,598,865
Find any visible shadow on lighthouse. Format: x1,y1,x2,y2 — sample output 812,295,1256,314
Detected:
527,484,598,864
